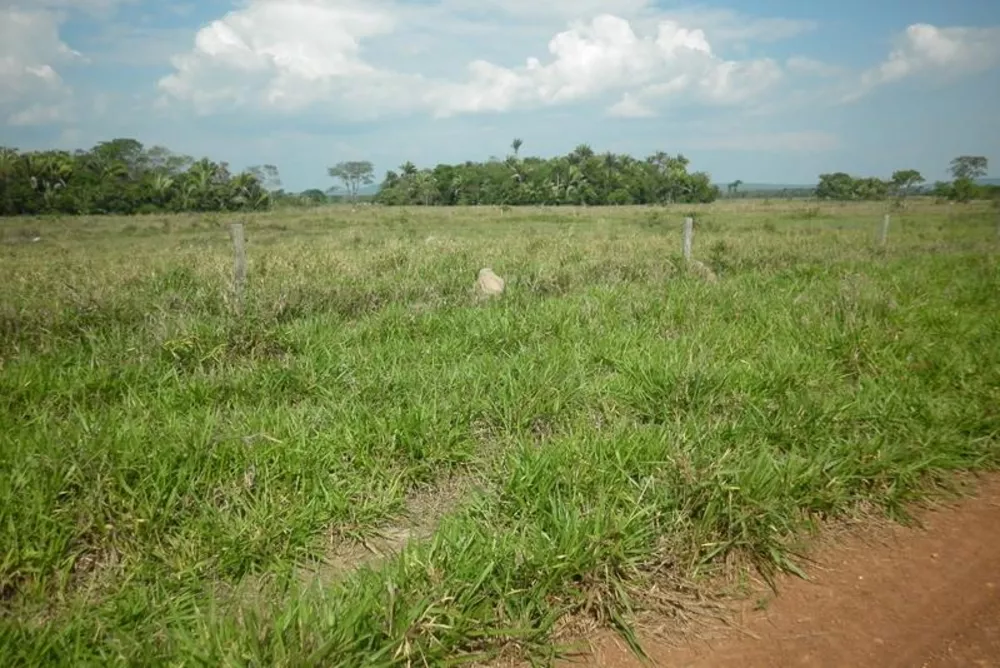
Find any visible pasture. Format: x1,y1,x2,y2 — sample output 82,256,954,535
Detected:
1,200,998,665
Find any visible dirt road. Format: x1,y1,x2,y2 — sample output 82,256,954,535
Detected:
566,475,1000,668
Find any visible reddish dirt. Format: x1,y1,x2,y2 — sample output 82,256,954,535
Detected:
563,475,1000,668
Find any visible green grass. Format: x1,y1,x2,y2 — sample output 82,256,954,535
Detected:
1,200,998,665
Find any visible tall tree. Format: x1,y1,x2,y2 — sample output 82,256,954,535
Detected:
248,164,282,192
890,169,924,197
146,146,194,175
511,138,523,157
328,161,375,202
91,138,147,180
949,156,988,181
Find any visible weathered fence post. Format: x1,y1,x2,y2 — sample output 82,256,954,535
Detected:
682,216,693,262
230,221,247,311
878,213,890,248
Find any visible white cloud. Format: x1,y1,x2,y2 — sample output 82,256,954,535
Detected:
158,0,426,116
427,15,720,116
0,7,81,126
159,3,788,121
847,23,1000,101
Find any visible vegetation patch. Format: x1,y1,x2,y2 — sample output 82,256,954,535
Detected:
1,200,998,665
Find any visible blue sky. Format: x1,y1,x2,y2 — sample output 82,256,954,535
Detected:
2,0,999,191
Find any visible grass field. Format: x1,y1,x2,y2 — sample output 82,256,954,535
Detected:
1,200,998,665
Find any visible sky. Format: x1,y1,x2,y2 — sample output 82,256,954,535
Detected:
1,0,999,192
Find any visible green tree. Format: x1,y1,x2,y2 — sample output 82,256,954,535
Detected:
146,146,193,175
328,161,375,202
952,177,980,203
944,156,989,203
890,169,924,197
0,141,277,216
374,146,719,206
853,176,889,201
248,164,282,192
816,172,856,200
91,138,147,179
949,156,988,181
299,188,328,205
0,147,20,213
229,172,269,210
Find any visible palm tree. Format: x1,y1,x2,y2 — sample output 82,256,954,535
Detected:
511,138,523,157
601,151,618,198
451,174,465,204
149,173,174,208
568,144,594,165
230,172,268,210
414,171,437,206
0,147,19,182
0,147,19,213
186,158,222,210
25,152,73,202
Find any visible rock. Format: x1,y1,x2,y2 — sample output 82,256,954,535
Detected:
475,268,505,297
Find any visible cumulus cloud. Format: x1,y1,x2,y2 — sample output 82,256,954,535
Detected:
847,23,1000,101
159,3,788,121
428,15,721,116
0,7,82,126
158,0,427,116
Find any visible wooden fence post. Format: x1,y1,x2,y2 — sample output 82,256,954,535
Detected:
230,221,246,311
878,213,890,248
682,216,693,262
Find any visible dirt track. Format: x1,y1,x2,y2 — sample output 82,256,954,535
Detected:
566,475,1000,668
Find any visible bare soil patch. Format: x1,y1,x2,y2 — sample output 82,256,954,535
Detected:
298,470,482,586
561,474,1000,667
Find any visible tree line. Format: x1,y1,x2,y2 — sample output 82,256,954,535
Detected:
369,140,719,206
0,138,994,217
815,156,995,202
0,139,285,216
